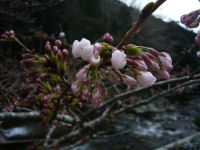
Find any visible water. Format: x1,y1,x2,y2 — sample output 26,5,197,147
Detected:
0,94,200,150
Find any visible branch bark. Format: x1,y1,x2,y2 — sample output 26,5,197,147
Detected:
0,112,74,123
117,0,167,49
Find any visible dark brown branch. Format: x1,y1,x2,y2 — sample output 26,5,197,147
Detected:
114,78,200,115
84,73,200,118
117,0,166,49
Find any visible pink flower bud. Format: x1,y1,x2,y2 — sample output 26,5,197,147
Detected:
111,50,127,70
82,89,90,96
45,41,51,51
197,51,200,58
137,71,156,87
91,99,103,108
22,53,35,58
9,30,14,35
142,54,160,71
4,35,8,39
102,33,114,44
57,50,62,57
133,59,147,71
41,95,50,103
53,46,58,53
94,43,102,55
20,58,34,66
71,82,80,94
92,89,101,100
180,10,200,28
188,19,200,28
55,85,61,91
40,73,51,80
195,36,200,45
156,70,170,79
197,30,200,37
55,40,62,47
62,49,69,57
118,100,122,105
81,95,89,101
158,52,173,70
122,75,137,86
149,48,159,56
76,68,87,81
180,14,189,24
77,102,83,108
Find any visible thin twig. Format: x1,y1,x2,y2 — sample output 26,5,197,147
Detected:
114,78,200,115
14,37,32,53
43,125,56,148
60,140,83,150
83,73,200,117
0,111,74,123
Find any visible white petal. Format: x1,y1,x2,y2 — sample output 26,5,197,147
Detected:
90,55,101,65
80,38,91,46
81,45,94,61
137,71,156,87
72,40,81,58
111,50,127,70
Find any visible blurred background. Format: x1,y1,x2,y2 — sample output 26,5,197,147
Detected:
0,0,200,150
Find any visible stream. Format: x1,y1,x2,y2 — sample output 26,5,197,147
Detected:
0,93,200,150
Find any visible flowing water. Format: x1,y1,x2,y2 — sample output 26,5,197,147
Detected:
0,94,200,150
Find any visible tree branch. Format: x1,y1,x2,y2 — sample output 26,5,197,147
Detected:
117,0,167,49
0,111,74,123
114,78,200,115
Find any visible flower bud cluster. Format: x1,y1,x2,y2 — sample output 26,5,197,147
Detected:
71,65,108,108
0,30,15,41
180,9,200,28
19,40,70,120
72,34,173,88
180,8,200,46
113,45,172,86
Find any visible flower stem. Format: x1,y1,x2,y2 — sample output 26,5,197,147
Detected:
14,37,32,53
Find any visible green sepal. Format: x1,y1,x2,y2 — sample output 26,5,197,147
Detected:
126,44,141,56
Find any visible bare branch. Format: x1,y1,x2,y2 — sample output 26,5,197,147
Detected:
117,0,167,48
43,125,56,148
84,73,200,117
114,78,200,114
0,111,74,123
83,105,112,128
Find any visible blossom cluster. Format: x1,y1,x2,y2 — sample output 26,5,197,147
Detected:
1,30,173,110
72,34,173,90
180,2,200,58
180,2,200,47
180,9,200,29
0,30,15,41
